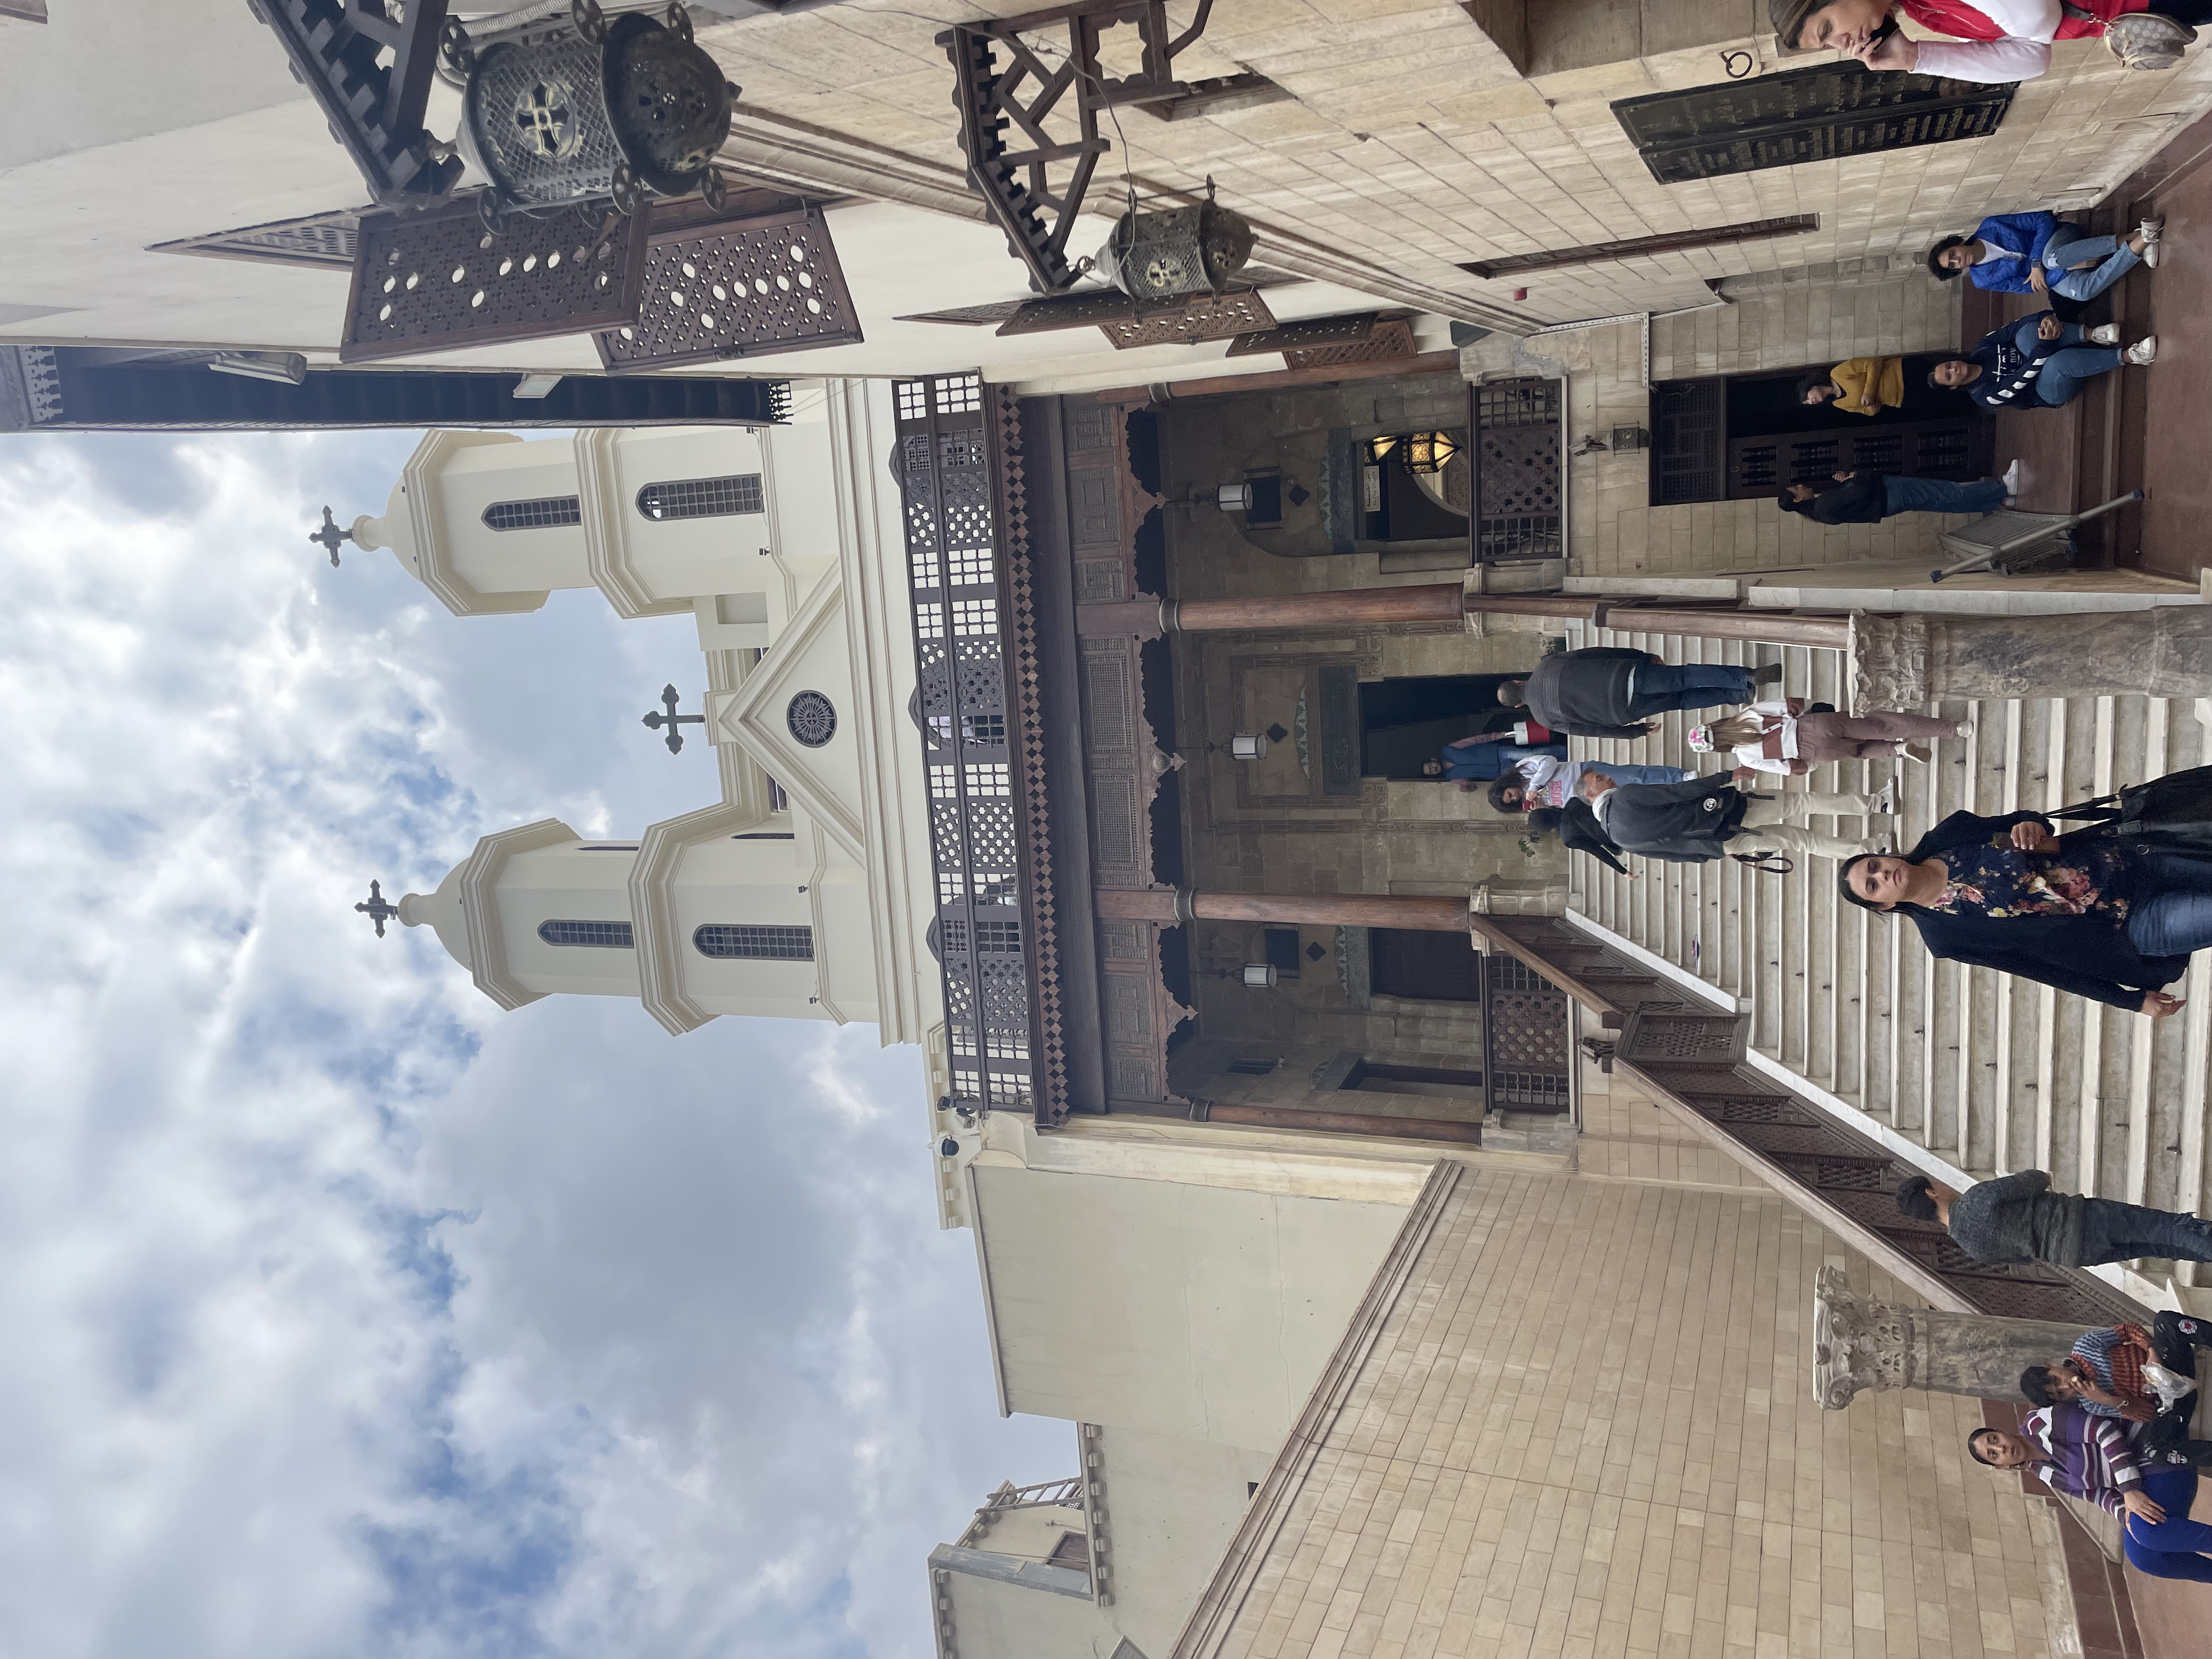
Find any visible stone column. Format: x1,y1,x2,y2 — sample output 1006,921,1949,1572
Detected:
1810,1265,2095,1409
1854,607,2212,707
1094,887,1471,931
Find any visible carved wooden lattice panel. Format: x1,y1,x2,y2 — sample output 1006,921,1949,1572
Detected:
1485,956,1571,1111
1284,318,1415,372
595,207,862,371
1098,290,1275,351
1611,64,2017,184
153,208,362,270
894,373,1058,1118
1471,377,1563,562
342,198,646,363
1225,313,1375,358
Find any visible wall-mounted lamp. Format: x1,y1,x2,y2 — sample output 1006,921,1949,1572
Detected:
1242,962,1279,989
1229,733,1268,761
1216,482,1253,512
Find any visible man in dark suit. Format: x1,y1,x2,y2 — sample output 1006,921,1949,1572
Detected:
1497,647,1778,741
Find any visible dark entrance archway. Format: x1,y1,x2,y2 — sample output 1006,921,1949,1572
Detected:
1359,674,1519,778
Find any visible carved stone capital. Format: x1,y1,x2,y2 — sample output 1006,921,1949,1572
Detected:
1849,612,1928,713
1812,1265,2096,1410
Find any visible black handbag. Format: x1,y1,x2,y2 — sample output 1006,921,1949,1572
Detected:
2050,764,2212,857
1730,850,1796,874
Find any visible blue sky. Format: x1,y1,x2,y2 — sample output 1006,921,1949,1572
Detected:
0,427,1068,1658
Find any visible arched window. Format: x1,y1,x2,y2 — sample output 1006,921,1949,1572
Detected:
636,475,763,522
693,924,813,960
483,495,582,531
538,919,634,949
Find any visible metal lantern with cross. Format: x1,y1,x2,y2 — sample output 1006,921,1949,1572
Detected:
1094,194,1255,302
449,0,737,223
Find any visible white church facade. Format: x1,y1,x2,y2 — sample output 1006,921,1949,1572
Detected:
370,385,941,1046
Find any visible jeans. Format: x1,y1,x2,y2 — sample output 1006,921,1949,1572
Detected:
1572,763,1690,788
2124,850,2212,958
2041,230,2141,303
2077,1197,2212,1265
1733,791,1891,862
1624,662,1754,718
2007,318,2123,407
2123,1467,2212,1583
1881,476,2007,516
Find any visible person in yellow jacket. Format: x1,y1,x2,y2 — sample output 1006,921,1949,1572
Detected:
1800,356,1904,415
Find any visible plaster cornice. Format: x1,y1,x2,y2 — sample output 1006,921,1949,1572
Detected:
573,428,692,621
456,819,578,1009
399,430,549,618
627,799,765,1035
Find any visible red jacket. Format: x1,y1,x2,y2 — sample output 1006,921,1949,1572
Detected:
1899,0,2146,39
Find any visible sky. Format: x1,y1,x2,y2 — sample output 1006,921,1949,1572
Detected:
0,427,1069,1658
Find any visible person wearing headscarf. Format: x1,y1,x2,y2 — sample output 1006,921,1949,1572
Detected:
1770,0,2208,81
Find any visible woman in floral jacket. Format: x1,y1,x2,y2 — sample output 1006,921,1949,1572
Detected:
1839,807,2212,1014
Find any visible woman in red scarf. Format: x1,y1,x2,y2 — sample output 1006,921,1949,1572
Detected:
1770,0,2203,79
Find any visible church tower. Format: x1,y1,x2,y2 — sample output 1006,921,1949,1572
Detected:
363,383,939,1043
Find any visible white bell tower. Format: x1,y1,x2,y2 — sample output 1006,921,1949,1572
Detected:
352,384,939,1042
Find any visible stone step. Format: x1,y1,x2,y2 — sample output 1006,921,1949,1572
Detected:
1560,623,2210,1290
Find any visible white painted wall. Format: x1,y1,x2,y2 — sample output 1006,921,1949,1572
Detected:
1093,1426,1276,1658
973,1165,1409,1450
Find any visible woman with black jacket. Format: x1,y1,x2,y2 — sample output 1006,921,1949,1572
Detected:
1527,802,1639,881
1838,808,2209,1015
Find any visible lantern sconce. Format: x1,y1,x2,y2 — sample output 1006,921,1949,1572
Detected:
1216,483,1253,512
1241,963,1279,988
1229,733,1268,761
1367,431,1462,475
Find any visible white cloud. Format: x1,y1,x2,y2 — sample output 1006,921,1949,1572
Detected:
0,431,1067,1659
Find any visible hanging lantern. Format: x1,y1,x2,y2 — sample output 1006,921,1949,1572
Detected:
1367,431,1462,475
1242,963,1279,988
1094,199,1255,301
1229,733,1268,760
452,0,736,223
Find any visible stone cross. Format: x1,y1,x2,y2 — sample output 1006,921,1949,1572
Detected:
641,684,704,755
1810,1265,2097,1409
309,506,355,567
354,879,402,938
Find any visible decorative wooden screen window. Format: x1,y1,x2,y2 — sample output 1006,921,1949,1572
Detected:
1611,64,2016,184
1650,368,1991,505
893,373,1058,1119
636,474,764,521
150,208,363,270
1469,377,1562,562
595,206,862,371
1460,216,1818,280
1484,957,1571,1113
483,495,583,531
692,924,813,960
538,920,634,948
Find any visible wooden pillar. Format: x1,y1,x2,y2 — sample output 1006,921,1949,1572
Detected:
1093,888,1472,932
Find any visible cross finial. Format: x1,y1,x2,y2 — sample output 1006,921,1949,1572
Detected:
355,879,403,937
309,506,356,567
640,683,706,755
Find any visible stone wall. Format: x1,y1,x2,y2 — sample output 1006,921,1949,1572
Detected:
1173,1164,2063,1659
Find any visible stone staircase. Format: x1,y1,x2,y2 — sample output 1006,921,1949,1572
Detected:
1563,619,2212,1299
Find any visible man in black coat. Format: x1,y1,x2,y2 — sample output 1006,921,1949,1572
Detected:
1582,769,1894,864
1498,647,1778,741
1778,469,2011,524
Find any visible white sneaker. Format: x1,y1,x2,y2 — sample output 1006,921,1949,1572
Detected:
2086,324,2121,345
2141,216,2164,242
1870,782,1897,816
2125,335,2159,365
2001,459,2023,494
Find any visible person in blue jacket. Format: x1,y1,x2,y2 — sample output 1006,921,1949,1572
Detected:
1930,311,2155,411
1928,210,2164,304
